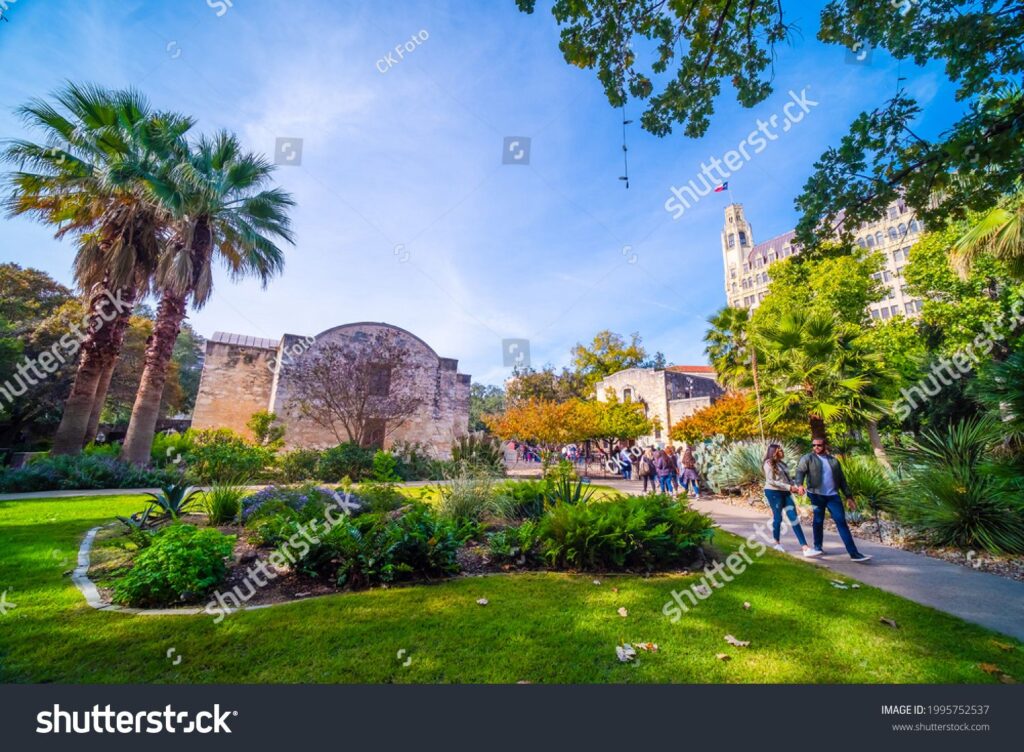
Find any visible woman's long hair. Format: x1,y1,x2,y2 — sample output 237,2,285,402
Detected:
764,443,782,469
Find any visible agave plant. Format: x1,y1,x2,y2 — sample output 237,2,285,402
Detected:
707,440,799,494
543,477,597,507
115,506,157,548
451,432,506,473
145,481,202,520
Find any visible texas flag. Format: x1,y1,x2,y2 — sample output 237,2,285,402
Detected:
714,181,729,193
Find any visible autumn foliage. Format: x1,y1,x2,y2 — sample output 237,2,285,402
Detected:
669,391,805,443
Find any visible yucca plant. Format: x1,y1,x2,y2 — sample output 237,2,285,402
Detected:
707,440,799,494
145,481,202,520
894,418,1024,553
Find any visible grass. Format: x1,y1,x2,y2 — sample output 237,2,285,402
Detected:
0,493,1021,683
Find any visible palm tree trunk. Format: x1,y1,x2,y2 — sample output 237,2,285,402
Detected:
809,415,827,442
120,290,187,465
84,300,134,444
866,419,892,470
51,284,135,455
84,360,116,444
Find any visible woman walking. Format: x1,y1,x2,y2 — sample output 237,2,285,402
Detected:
638,447,658,494
763,443,819,556
654,449,675,494
679,445,701,498
664,445,681,494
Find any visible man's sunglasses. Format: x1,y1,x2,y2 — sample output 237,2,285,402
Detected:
812,443,826,448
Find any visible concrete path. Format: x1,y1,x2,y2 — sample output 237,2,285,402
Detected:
597,478,1024,641
4,477,1022,641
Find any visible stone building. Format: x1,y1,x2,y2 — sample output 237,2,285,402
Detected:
191,322,470,456
594,365,723,446
721,199,925,320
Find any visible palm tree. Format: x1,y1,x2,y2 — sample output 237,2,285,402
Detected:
756,309,892,456
951,189,1024,280
2,83,192,454
703,306,751,388
120,132,295,465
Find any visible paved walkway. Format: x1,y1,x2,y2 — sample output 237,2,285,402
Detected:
4,478,1023,641
597,478,1024,641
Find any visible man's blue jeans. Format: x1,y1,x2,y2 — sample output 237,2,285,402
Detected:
764,490,807,546
807,492,861,556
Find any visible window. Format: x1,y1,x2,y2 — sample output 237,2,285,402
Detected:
908,219,920,234
728,233,735,248
871,309,881,320
896,266,904,277
888,206,899,220
866,235,875,248
891,305,900,316
742,262,750,272
875,232,884,245
622,388,632,401
883,270,892,282
905,302,916,315
898,223,907,237
888,227,898,241
893,248,906,263
368,364,391,396
857,237,866,248
881,307,891,320
739,231,748,246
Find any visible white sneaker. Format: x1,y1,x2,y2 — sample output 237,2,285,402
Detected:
772,543,785,552
803,548,824,558
851,553,873,563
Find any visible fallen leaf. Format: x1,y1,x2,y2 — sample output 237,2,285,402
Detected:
998,674,1016,684
634,642,659,652
851,584,861,589
830,582,849,590
979,662,1002,675
516,680,532,684
992,641,1015,652
742,602,751,610
476,598,489,606
879,617,899,629
615,643,637,662
611,587,619,593
617,607,628,618
716,653,731,661
592,579,601,586
724,634,750,647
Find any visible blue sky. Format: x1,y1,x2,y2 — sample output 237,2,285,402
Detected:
0,0,962,386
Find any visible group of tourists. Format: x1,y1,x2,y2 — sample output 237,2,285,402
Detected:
622,444,702,499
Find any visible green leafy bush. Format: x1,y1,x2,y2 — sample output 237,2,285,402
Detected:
305,504,476,587
497,479,549,520
486,520,540,565
390,440,440,480
842,454,899,515
356,481,407,513
185,429,275,483
0,455,181,493
316,443,375,482
280,448,321,482
542,458,577,484
372,450,401,482
538,494,713,571
150,430,193,468
112,524,235,607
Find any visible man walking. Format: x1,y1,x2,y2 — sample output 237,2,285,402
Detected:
794,439,872,562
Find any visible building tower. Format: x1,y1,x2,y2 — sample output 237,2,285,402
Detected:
721,204,753,308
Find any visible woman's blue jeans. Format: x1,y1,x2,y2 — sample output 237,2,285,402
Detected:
764,489,807,546
658,475,674,493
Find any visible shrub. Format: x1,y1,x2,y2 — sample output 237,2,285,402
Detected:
151,430,193,468
112,524,235,607
0,455,181,493
538,494,713,570
451,432,505,474
842,454,899,515
542,458,577,484
306,504,476,587
83,441,120,458
497,479,549,520
280,448,322,482
435,472,512,522
185,429,275,483
241,483,336,523
894,419,1024,553
203,482,247,525
486,520,541,566
356,481,406,513
372,450,401,482
390,440,438,480
316,443,374,482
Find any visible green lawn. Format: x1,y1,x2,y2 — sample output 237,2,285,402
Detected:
0,494,1021,683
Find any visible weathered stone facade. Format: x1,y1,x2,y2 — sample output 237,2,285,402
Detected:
594,366,723,446
192,323,470,456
